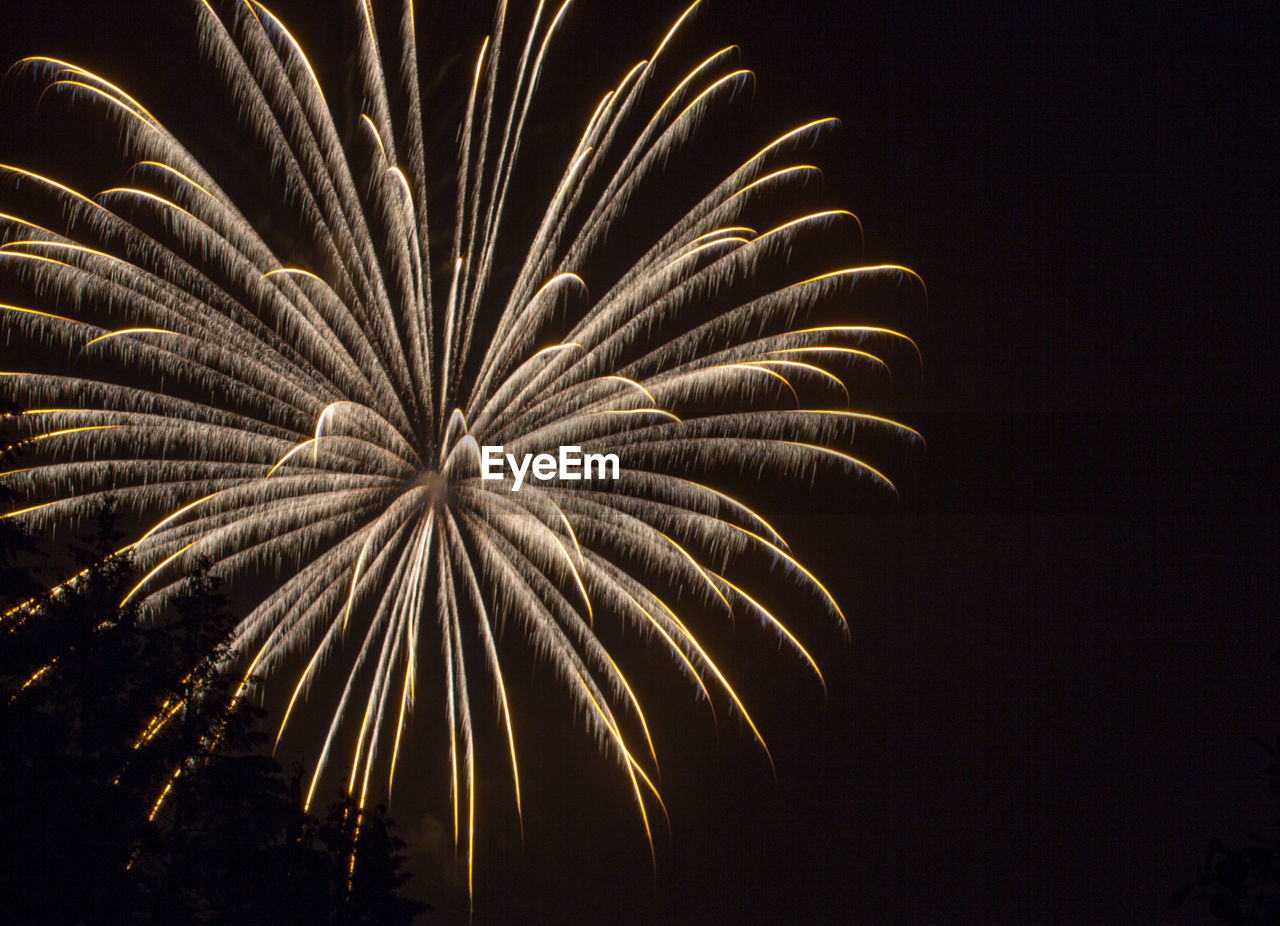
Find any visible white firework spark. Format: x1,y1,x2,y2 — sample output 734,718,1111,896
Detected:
0,0,922,892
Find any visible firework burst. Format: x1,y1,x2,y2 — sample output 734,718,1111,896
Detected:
1,0,922,894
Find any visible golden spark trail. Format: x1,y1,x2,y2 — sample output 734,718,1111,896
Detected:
0,0,920,902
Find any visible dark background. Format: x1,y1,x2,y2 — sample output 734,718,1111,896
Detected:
0,0,1270,922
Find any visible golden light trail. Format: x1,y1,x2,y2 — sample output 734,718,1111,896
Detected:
446,508,524,820
0,211,56,234
739,118,842,171
1,424,127,459
617,589,715,712
686,226,757,246
96,187,200,223
0,163,104,209
148,766,183,822
263,267,324,282
720,520,847,632
787,324,924,372
714,362,800,405
0,240,121,262
804,408,927,446
0,0,920,902
654,1,702,61
601,649,660,772
569,669,661,864
532,341,585,358
264,439,318,478
663,236,750,271
342,537,373,632
386,635,416,792
555,535,593,620
9,663,53,704
724,165,824,204
766,345,893,380
648,592,772,765
671,476,791,550
137,492,225,542
658,530,731,612
387,166,413,203
593,407,683,422
786,441,899,494
360,113,388,161
710,570,826,691
547,497,585,561
131,161,218,201
81,328,177,350
797,265,929,299
0,499,69,520
738,359,850,404
14,57,161,122
120,538,204,607
654,43,735,117
2,547,136,628
248,0,327,104
669,70,756,132
41,81,159,133
0,251,72,270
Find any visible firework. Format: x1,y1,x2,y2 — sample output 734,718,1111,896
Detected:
1,0,921,893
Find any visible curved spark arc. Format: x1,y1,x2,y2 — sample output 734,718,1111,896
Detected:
0,0,921,895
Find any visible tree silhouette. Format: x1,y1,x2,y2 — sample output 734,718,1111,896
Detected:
0,502,152,922
321,794,430,925
1,506,428,923
0,395,42,632
1171,652,1280,925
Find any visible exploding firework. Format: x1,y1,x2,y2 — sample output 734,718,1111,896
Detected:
1,0,922,892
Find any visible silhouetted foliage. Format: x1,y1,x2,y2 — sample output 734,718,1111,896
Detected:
321,795,431,925
1,505,427,924
0,395,41,616
0,502,152,922
1172,652,1280,925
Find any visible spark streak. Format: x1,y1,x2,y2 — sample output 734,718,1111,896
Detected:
1,0,919,898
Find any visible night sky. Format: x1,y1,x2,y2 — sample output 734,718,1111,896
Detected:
0,0,1268,923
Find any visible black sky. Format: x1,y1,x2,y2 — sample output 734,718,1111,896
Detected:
0,0,1270,923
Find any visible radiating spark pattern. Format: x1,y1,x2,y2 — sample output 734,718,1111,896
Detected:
0,0,921,888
